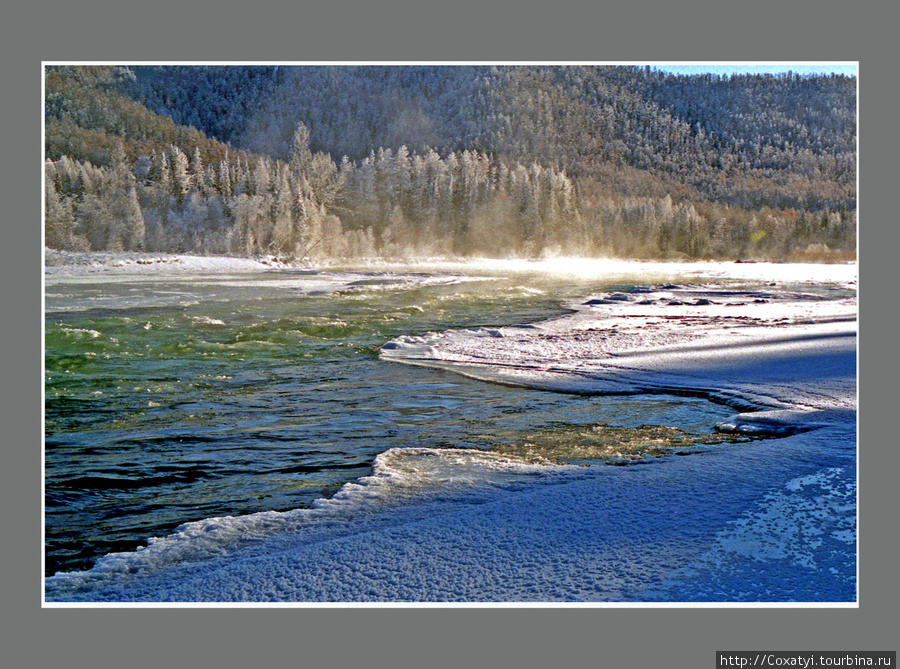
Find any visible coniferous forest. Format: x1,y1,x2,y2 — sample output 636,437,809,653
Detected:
44,65,857,262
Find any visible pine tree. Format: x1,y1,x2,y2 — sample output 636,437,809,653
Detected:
290,122,314,182
217,156,232,197
112,183,145,251
252,157,272,195
309,152,342,208
44,173,78,249
169,145,191,209
191,147,206,195
78,193,114,251
270,171,295,256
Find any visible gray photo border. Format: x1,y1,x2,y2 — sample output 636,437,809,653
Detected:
11,1,892,667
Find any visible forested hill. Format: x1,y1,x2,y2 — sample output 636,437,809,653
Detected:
44,65,856,262
119,65,856,212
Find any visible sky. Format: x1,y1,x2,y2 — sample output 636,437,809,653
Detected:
650,63,857,77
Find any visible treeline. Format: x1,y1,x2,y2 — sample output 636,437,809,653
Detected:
44,124,586,259
46,125,339,258
44,65,857,262
336,146,582,257
45,125,854,262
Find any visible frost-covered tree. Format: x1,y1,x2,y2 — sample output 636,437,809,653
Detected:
270,171,296,256
169,145,191,209
44,173,80,250
191,147,206,194
289,122,314,182
251,158,272,196
78,193,115,251
111,184,146,250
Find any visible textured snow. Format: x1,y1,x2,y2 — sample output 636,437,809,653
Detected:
45,435,856,603
381,280,857,423
44,260,857,604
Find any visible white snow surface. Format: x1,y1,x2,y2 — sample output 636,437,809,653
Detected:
44,249,288,275
44,258,857,603
380,278,857,424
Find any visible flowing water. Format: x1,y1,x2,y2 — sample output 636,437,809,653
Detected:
43,259,809,578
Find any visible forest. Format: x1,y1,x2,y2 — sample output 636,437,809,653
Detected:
44,65,857,262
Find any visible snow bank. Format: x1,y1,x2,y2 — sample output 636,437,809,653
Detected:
44,250,287,281
381,279,857,431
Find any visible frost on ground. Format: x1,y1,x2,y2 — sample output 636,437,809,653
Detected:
44,259,857,603
643,465,857,602
45,436,856,603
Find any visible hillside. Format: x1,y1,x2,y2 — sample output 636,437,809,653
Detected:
120,64,856,212
44,65,857,261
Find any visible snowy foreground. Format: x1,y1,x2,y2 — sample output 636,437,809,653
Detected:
45,256,857,603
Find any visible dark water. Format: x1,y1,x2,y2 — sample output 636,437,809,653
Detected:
44,264,735,576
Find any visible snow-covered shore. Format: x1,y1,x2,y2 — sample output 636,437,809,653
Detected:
44,249,295,278
44,249,857,283
45,428,856,603
381,280,857,431
44,258,857,603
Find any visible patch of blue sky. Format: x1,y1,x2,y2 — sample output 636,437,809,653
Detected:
649,63,857,77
